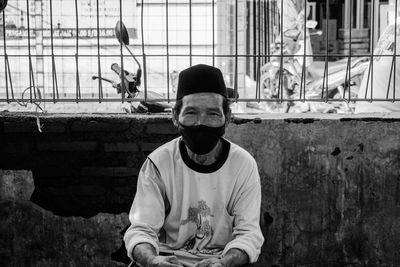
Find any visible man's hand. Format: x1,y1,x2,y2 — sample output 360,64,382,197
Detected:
193,249,249,267
133,243,183,267
193,258,225,267
147,255,183,267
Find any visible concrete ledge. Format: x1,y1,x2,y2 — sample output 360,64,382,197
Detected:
2,111,400,124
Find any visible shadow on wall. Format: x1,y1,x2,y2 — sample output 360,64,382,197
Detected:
0,115,179,218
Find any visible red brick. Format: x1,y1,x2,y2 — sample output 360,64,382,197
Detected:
81,166,138,177
146,123,177,135
37,141,98,151
71,121,129,132
104,142,139,152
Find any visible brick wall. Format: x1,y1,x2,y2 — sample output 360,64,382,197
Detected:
0,114,179,217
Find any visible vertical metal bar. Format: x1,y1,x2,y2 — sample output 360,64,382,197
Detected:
261,0,264,69
166,0,170,102
273,0,278,35
363,58,372,99
325,0,330,102
253,1,256,77
279,0,283,102
345,56,351,101
387,57,395,99
6,56,14,101
96,0,103,102
389,0,397,101
369,0,375,102
266,0,270,58
344,0,353,101
321,0,329,102
363,1,372,100
234,0,238,100
362,1,371,100
141,0,148,101
385,1,397,100
245,1,250,83
300,0,307,101
255,0,258,99
75,0,81,102
260,0,263,68
362,1,372,100
263,0,267,66
50,0,59,103
143,54,148,101
34,0,44,94
119,0,125,103
349,0,353,101
2,9,14,101
300,64,306,101
26,0,36,101
2,11,10,102
256,0,261,101
189,0,192,66
212,0,215,66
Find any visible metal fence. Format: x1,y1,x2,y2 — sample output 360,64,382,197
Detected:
0,0,399,113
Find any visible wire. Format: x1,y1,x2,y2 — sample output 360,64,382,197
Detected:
15,86,46,132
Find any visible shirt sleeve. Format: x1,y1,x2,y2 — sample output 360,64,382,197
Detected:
123,158,166,260
222,159,264,263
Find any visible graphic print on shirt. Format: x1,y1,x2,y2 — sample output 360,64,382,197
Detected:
180,200,215,253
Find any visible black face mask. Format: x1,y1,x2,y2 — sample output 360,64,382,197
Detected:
178,123,225,155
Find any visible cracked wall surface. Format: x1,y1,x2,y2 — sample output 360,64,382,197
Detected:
225,115,400,266
1,113,400,266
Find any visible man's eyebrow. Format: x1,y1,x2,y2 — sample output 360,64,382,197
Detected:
182,106,197,111
182,106,222,112
207,107,223,113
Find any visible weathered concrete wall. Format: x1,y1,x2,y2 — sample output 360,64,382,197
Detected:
225,115,400,266
1,113,400,266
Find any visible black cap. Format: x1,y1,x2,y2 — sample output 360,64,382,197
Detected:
176,64,227,100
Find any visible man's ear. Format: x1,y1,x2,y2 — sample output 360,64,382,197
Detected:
172,107,179,127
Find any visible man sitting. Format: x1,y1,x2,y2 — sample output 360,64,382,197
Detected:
124,64,264,267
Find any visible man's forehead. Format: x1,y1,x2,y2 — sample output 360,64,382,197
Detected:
181,92,224,108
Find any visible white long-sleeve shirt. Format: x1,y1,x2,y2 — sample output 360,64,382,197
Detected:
124,137,264,266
